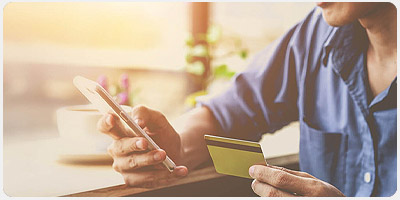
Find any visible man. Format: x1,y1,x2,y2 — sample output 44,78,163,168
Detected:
98,2,397,197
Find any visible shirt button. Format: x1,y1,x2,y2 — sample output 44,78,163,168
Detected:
364,172,371,183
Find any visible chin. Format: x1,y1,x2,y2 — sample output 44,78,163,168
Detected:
321,12,353,27
318,2,384,27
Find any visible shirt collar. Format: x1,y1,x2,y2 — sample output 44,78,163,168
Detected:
322,21,368,80
323,21,397,110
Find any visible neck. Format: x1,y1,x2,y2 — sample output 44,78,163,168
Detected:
358,3,397,63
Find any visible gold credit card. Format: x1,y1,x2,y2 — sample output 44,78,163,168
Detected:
204,135,266,179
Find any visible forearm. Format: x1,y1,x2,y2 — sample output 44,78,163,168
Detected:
172,106,222,171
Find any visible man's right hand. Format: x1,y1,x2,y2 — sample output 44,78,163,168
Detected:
97,105,188,187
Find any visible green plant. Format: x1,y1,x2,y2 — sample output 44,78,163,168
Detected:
184,24,249,107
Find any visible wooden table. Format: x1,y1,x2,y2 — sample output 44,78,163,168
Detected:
65,154,299,197
3,123,300,197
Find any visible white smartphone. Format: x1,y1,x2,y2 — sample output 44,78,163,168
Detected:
73,76,176,172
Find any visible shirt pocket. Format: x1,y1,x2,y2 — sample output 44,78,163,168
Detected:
299,117,348,192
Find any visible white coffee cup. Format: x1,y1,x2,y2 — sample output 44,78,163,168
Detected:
56,104,132,155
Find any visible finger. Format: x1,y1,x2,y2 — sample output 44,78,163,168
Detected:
148,164,188,176
249,165,315,196
130,105,170,133
108,137,148,157
152,164,166,170
113,149,167,172
97,113,134,139
122,165,188,187
251,180,296,197
150,166,188,187
266,164,316,179
172,165,188,177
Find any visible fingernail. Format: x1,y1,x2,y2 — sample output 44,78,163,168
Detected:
136,140,144,149
178,168,187,175
154,152,163,161
251,179,256,190
249,166,255,177
134,118,142,124
135,119,144,127
106,115,112,126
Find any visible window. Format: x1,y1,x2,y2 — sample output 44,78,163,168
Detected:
3,2,315,141
4,2,188,70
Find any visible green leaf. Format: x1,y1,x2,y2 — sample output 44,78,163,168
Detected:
213,64,227,76
213,64,236,79
239,49,248,59
185,90,208,107
206,25,221,44
186,61,205,75
191,44,208,57
128,88,141,106
185,33,195,47
185,53,193,63
109,85,118,96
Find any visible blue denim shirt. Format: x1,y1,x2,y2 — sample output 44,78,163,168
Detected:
200,8,396,197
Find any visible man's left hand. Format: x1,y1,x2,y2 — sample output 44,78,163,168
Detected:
249,164,345,197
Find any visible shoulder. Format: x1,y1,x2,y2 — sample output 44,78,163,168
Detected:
248,7,334,72
289,7,334,54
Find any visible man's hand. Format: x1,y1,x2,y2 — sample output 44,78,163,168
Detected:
249,164,345,197
97,105,188,187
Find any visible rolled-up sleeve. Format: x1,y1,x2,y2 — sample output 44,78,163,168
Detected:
199,24,301,141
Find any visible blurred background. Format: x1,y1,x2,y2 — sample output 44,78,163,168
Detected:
3,2,314,142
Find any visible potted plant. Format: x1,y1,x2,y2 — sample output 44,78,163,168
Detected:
184,24,249,107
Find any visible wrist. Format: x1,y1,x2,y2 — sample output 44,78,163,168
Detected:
176,133,187,166
179,131,211,171
176,132,192,168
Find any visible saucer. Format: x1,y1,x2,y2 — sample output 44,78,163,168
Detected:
54,137,113,166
